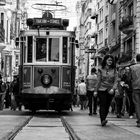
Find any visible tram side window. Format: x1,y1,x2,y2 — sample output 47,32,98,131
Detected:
20,37,26,63
27,36,33,63
63,37,68,63
48,38,59,62
36,38,47,62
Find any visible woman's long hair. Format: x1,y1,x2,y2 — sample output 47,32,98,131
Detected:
101,54,116,69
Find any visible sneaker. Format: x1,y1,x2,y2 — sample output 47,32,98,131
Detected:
101,120,108,126
129,115,133,119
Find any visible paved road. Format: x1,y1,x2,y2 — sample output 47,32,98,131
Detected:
0,108,140,140
64,107,140,140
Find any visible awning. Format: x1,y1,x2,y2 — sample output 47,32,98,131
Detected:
109,44,120,54
98,46,109,54
118,58,136,68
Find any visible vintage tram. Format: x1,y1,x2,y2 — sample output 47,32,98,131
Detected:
18,10,76,112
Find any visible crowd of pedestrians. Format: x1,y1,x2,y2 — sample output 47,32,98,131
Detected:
0,74,22,111
74,53,140,128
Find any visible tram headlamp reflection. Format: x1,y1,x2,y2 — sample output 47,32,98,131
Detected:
41,74,52,87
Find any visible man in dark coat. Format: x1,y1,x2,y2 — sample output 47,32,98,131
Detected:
0,75,6,110
10,75,22,111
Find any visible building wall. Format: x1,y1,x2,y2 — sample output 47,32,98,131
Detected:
76,0,97,79
136,0,140,54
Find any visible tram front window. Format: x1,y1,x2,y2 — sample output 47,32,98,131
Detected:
48,38,59,62
36,38,47,62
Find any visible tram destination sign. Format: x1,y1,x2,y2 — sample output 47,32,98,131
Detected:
33,18,62,26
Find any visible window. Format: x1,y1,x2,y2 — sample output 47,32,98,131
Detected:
63,37,68,63
36,38,47,62
1,13,4,28
20,37,26,63
27,36,32,63
48,38,59,61
15,55,19,67
128,3,133,16
99,29,103,43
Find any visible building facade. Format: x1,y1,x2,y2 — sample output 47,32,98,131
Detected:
76,0,140,80
75,0,97,81
0,0,27,81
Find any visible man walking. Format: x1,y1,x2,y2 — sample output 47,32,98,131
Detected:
130,54,140,127
77,79,87,110
10,75,22,111
0,75,6,110
86,68,98,115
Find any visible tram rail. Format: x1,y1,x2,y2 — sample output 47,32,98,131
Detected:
7,114,79,140
8,116,33,140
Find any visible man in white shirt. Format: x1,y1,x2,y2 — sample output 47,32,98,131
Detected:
77,79,87,110
86,68,98,115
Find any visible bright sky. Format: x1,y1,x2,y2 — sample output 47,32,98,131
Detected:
26,0,79,31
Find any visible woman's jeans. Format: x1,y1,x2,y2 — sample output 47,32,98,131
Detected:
98,90,114,122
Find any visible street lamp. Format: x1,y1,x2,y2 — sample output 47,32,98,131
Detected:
108,0,118,5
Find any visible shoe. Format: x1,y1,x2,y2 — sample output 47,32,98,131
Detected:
121,112,124,116
137,123,140,127
101,120,108,126
129,115,133,119
117,114,122,118
89,113,92,116
93,112,97,115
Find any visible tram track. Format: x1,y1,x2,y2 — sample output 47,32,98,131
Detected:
61,116,80,140
7,114,79,140
8,116,33,140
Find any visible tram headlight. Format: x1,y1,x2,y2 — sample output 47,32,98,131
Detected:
41,74,52,87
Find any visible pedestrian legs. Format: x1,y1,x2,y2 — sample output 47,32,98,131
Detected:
0,93,6,110
115,97,123,118
98,91,113,124
127,93,135,117
93,95,97,114
132,90,140,126
87,91,93,115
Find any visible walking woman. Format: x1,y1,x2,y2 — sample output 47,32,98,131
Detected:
94,54,118,126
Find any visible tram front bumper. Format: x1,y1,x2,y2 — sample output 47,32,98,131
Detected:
21,86,72,110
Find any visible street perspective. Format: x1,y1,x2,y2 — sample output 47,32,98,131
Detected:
0,0,140,140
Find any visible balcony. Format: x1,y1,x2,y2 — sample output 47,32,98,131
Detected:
98,46,109,55
119,15,134,34
118,50,133,63
91,31,98,38
91,12,98,20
